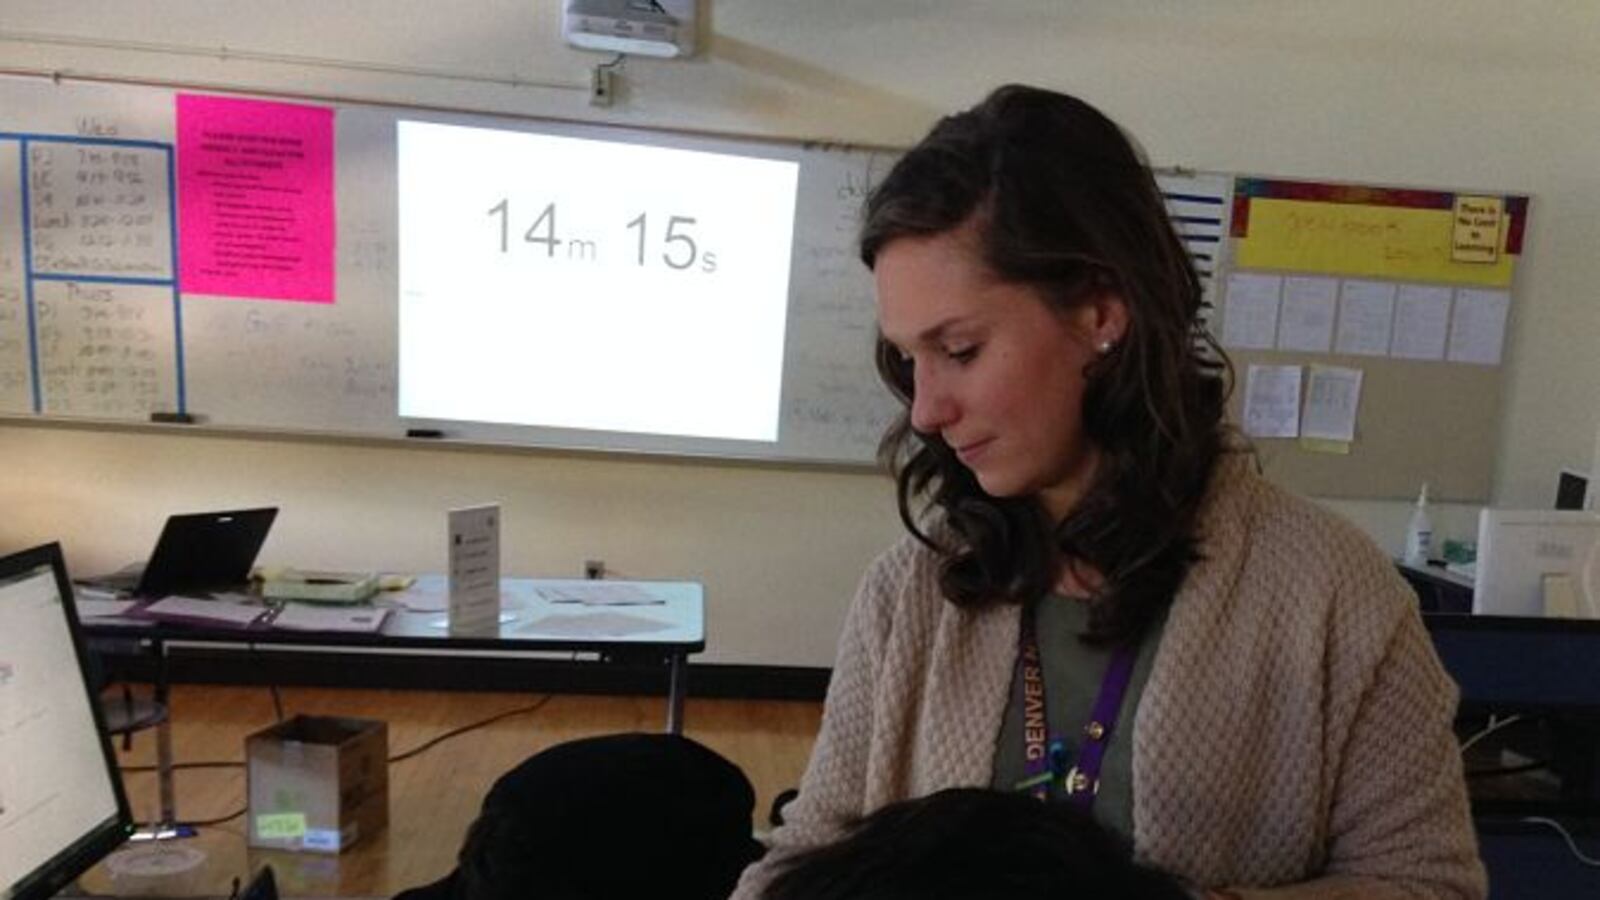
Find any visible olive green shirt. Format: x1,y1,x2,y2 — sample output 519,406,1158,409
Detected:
990,595,1166,841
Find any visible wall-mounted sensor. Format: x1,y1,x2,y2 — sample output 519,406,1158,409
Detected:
590,64,614,106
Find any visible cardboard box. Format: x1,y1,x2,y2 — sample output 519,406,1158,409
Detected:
246,715,388,853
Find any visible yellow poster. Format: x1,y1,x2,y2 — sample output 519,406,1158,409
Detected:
1232,193,1520,288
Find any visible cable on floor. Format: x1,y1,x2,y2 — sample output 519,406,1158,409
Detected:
183,807,247,827
121,759,242,773
388,695,554,763
121,696,557,772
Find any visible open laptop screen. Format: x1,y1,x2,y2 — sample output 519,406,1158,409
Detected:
0,543,133,900
136,507,278,597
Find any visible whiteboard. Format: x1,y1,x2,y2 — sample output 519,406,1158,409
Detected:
0,74,1231,466
0,75,906,464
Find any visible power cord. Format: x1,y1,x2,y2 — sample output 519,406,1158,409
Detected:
388,695,553,763
1519,817,1600,868
1456,716,1600,869
184,807,247,827
246,643,286,722
120,665,285,773
1459,713,1527,755
118,695,556,829
1465,759,1550,779
121,759,242,773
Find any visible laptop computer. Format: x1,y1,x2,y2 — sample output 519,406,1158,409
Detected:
88,507,278,597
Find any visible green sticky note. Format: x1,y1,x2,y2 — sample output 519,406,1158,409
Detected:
1298,437,1351,455
256,812,307,839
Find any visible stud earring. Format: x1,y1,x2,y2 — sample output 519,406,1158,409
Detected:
1096,339,1115,355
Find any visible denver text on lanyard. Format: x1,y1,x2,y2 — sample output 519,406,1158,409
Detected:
1013,601,1139,810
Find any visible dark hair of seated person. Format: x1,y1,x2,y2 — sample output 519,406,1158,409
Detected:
393,732,764,900
761,788,1190,900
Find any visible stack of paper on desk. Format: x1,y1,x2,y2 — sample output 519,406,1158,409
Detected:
271,604,390,633
71,589,141,619
139,596,274,628
261,570,380,603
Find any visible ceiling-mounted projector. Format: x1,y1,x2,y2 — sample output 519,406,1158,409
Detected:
563,0,697,59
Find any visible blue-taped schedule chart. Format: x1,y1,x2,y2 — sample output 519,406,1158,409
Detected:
0,134,184,419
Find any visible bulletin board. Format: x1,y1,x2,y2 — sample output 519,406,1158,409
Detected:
1217,177,1529,502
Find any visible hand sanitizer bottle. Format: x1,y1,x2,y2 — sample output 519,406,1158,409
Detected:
1404,483,1434,565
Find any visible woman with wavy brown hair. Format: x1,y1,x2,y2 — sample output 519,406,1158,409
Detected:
733,85,1484,900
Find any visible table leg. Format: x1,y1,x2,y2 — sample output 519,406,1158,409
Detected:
666,652,687,735
125,637,189,841
154,639,176,828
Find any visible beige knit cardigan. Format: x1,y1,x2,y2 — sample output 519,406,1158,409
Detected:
733,455,1486,899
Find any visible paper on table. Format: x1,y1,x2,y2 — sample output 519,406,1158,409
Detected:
1335,280,1396,356
142,596,269,627
1302,366,1364,442
1221,272,1282,350
387,581,449,612
73,597,140,618
518,611,674,638
534,583,664,606
1391,285,1452,361
1448,288,1510,365
272,604,390,633
1277,276,1337,352
1242,364,1302,438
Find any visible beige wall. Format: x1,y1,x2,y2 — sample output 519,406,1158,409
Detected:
2,2,1596,665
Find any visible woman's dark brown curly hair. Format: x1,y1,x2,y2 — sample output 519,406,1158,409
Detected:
861,84,1232,647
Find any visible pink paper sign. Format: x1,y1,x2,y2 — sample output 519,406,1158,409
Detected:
177,94,335,302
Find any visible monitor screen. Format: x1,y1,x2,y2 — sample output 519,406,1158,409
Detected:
0,543,133,900
1473,509,1600,619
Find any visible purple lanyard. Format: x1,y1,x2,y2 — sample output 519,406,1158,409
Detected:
1015,602,1139,811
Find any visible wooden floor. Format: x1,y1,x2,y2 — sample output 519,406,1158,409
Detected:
81,684,823,898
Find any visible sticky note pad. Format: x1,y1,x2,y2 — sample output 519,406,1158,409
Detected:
256,812,307,840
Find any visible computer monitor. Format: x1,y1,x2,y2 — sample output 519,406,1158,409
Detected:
1474,509,1600,618
0,543,134,900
